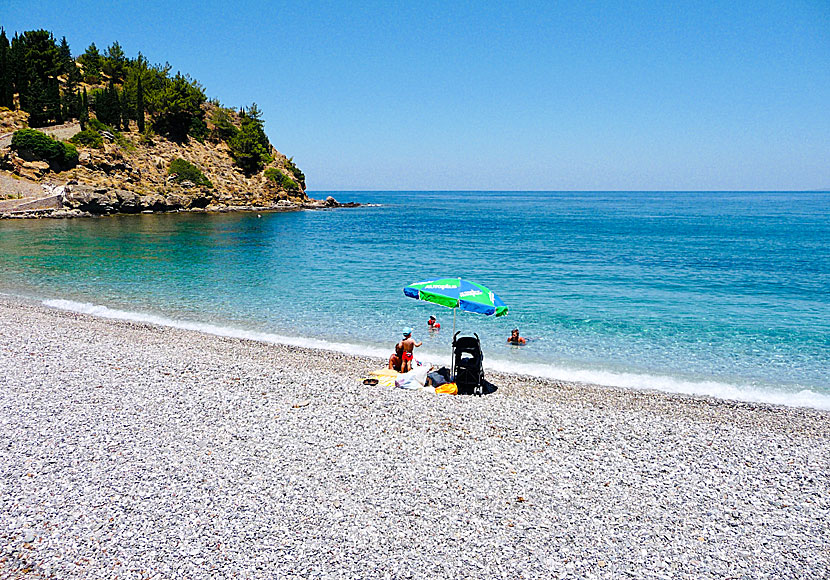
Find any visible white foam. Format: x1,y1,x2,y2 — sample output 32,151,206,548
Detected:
43,299,391,359
484,358,830,411
44,298,830,411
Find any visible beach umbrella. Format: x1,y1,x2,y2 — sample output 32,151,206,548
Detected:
403,277,508,336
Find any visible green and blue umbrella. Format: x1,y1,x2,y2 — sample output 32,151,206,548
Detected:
403,277,508,336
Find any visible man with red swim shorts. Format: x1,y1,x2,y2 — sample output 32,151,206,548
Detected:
400,327,422,373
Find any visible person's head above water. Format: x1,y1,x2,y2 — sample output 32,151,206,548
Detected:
511,328,519,336
429,315,436,322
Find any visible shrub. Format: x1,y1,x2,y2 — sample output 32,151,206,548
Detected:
284,156,305,190
264,167,299,191
168,158,212,187
70,129,104,148
10,128,78,169
86,118,132,149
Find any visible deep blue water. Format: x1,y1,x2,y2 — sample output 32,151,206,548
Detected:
1,191,828,408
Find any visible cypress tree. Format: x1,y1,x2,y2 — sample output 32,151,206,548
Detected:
0,29,12,108
10,33,26,110
136,73,145,132
111,80,121,128
80,87,88,130
121,88,130,130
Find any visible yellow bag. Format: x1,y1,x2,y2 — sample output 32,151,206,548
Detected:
435,382,457,395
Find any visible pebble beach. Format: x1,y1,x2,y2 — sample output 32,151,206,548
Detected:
1,296,828,579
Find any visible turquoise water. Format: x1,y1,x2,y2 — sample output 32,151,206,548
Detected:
1,191,829,408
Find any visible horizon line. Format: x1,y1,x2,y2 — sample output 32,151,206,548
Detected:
308,189,830,193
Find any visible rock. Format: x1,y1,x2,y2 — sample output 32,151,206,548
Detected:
165,194,190,210
139,194,168,212
63,184,118,213
189,194,212,209
114,190,141,213
324,196,339,207
20,160,50,180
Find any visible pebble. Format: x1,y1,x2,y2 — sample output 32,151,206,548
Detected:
0,296,828,579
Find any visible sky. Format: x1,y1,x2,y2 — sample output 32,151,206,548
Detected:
3,0,829,191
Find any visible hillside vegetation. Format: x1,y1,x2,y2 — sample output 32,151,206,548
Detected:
0,28,309,212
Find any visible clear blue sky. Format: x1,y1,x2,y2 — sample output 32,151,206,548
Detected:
4,0,829,190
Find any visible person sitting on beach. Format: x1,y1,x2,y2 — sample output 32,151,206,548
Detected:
400,327,422,373
507,328,527,345
427,314,441,330
388,341,403,372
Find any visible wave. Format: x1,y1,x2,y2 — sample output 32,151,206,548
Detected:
44,298,830,411
43,299,391,359
482,359,830,411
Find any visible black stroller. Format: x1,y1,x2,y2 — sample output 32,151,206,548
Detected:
452,332,485,395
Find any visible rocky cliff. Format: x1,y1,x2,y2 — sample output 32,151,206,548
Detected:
0,105,337,217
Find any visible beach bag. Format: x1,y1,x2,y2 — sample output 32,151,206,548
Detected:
395,366,429,389
435,382,458,395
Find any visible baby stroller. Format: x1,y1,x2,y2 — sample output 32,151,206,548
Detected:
452,332,484,396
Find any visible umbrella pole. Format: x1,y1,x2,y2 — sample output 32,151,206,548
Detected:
452,308,456,338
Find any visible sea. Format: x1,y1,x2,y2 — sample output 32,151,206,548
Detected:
1,191,828,409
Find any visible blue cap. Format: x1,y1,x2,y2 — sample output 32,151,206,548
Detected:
402,327,412,337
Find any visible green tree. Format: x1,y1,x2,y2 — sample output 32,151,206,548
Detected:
209,106,237,142
78,43,102,83
57,36,72,77
103,41,127,82
0,29,13,109
228,103,272,174
80,87,89,130
17,30,62,126
148,72,205,141
9,33,27,107
92,79,121,127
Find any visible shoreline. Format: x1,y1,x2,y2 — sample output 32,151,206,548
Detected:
1,295,828,578
0,199,362,220
30,294,830,413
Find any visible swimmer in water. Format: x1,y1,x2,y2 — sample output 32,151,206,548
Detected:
427,314,441,330
507,328,527,345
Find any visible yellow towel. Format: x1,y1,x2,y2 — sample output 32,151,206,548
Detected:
362,368,400,387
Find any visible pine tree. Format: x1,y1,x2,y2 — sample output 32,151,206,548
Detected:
57,36,72,77
0,29,13,109
78,43,102,83
103,41,127,83
17,30,62,126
